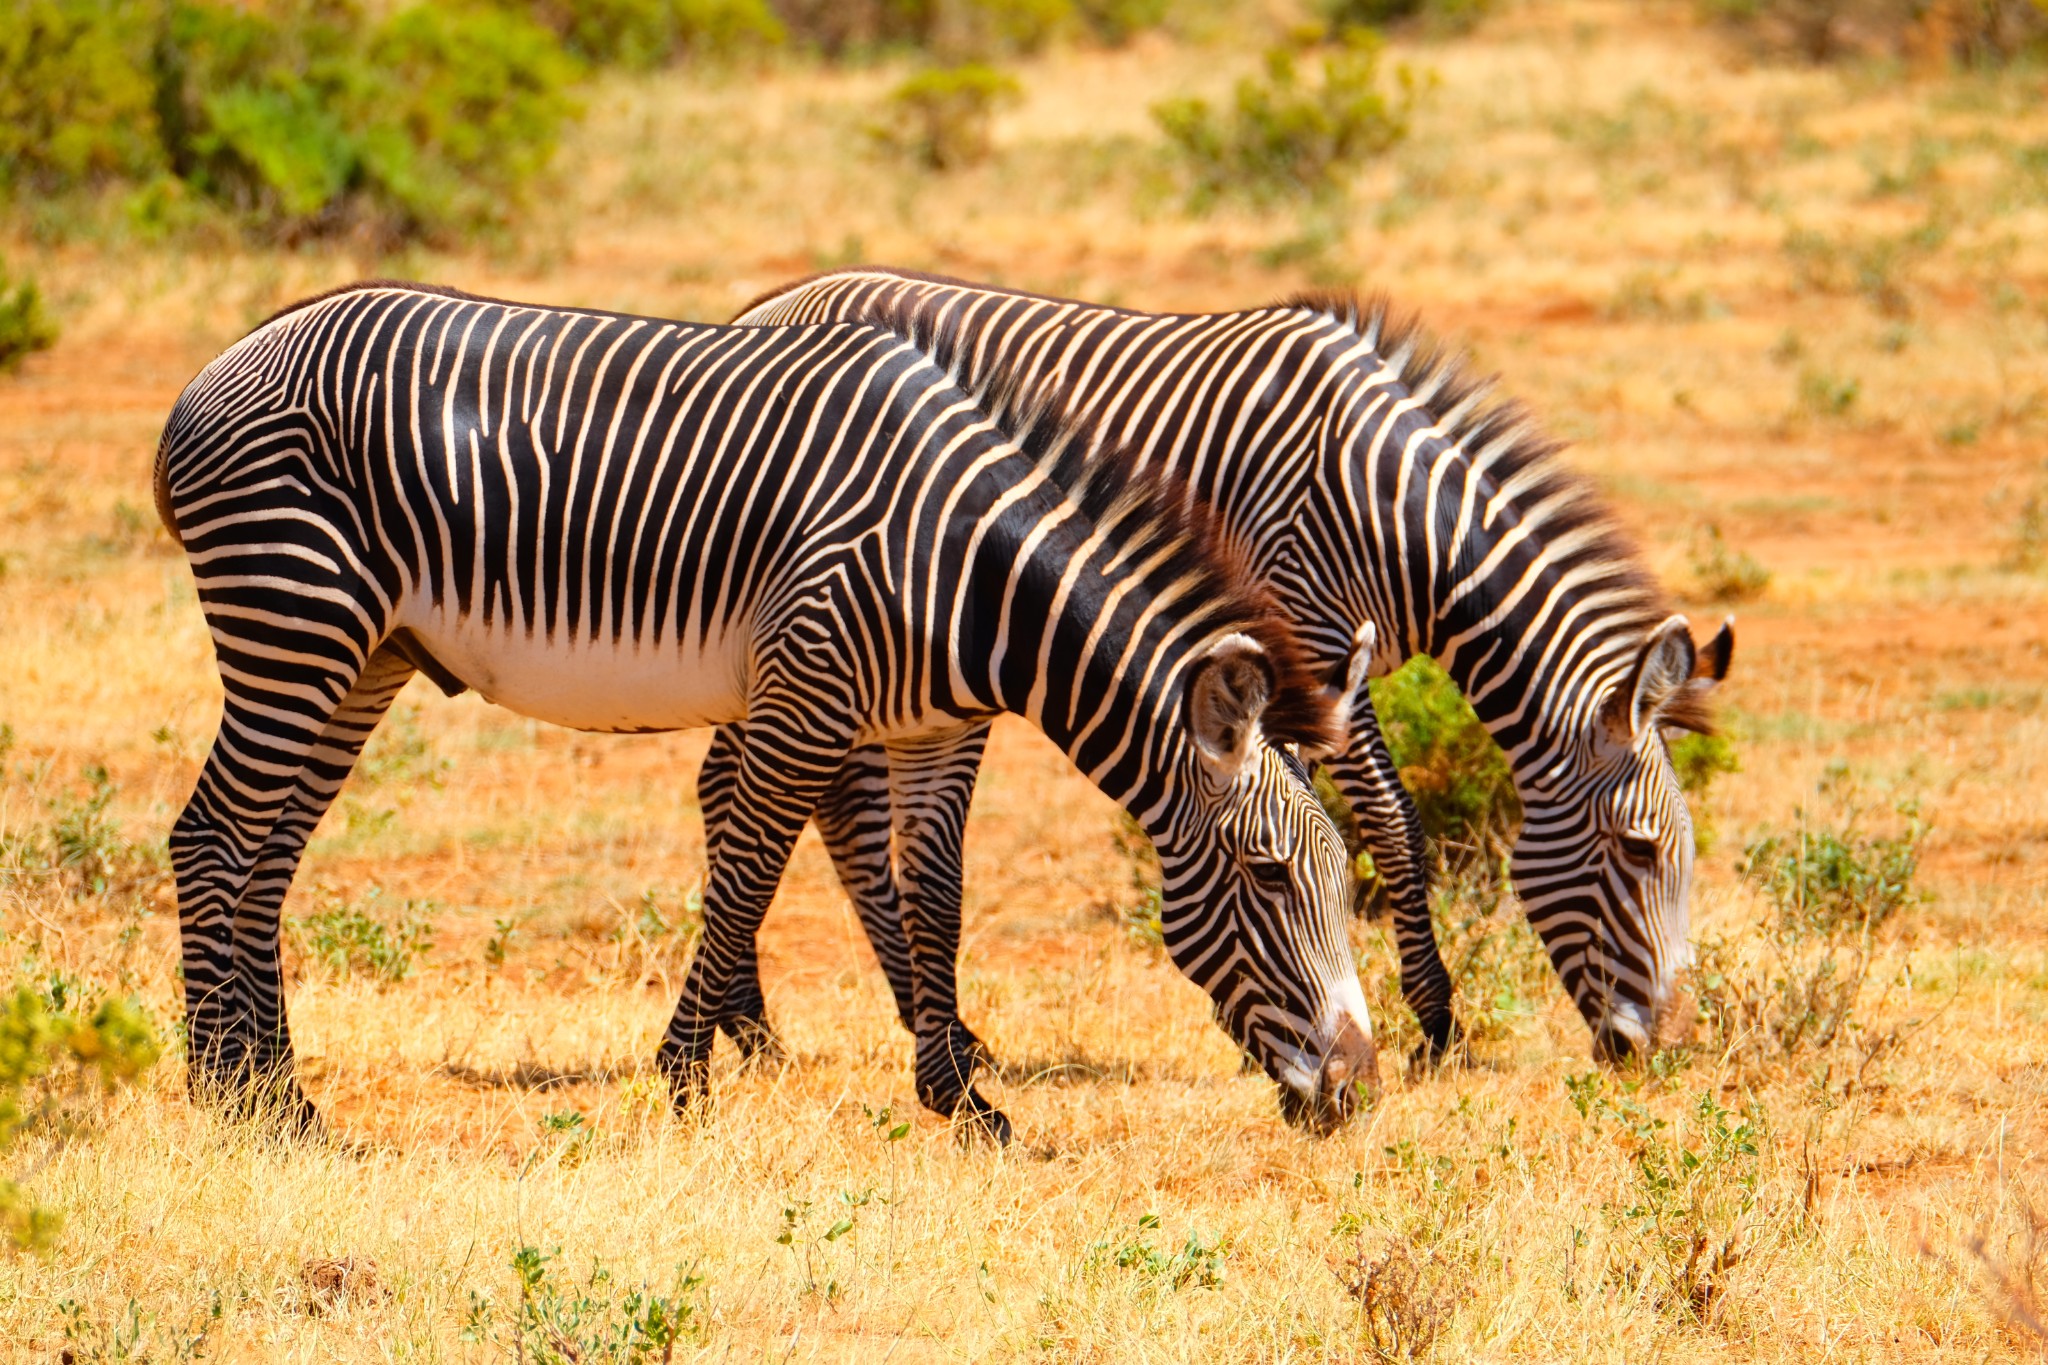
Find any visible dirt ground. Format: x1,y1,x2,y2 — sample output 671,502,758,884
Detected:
2,1,2047,1359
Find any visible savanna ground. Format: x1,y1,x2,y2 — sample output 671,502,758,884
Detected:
4,0,2048,1358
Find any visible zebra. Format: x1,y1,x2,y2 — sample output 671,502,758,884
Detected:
153,280,1379,1141
711,267,1735,1065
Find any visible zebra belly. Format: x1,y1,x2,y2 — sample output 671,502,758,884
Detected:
394,610,750,734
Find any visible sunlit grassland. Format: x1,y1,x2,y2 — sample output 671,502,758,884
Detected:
3,0,2048,1358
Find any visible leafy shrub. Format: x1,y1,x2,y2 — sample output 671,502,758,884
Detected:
1,979,161,1250
1318,0,1494,38
0,0,165,190
1108,811,1165,951
1670,733,1739,853
0,262,58,374
876,63,1023,170
1368,658,1519,854
1569,1078,1766,1324
1739,799,1925,938
460,1245,707,1361
1153,34,1424,208
517,0,783,68
1687,781,1926,1082
0,765,168,902
5,0,581,242
288,887,435,984
1075,0,1170,44
1688,523,1771,604
1084,1213,1227,1291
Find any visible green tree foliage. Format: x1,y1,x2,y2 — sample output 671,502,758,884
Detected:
3,0,581,242
1318,0,1495,37
518,0,784,69
1153,34,1424,208
0,0,166,190
0,979,161,1250
0,261,59,374
876,63,1024,170
1368,658,1519,853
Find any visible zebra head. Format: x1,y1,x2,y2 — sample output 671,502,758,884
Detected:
1151,632,1378,1134
1512,614,1736,1063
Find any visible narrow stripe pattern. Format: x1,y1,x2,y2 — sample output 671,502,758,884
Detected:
154,280,1375,1137
732,268,1734,1060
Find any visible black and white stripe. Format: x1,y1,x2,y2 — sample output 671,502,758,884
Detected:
729,268,1735,1062
154,280,1376,1139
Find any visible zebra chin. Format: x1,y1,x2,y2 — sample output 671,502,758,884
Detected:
1587,984,1697,1064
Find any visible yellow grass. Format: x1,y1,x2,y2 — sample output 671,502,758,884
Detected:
3,0,2048,1357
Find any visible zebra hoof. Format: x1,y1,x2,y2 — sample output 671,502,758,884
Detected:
656,1048,712,1116
1409,1018,1465,1072
953,1090,1012,1147
723,1014,788,1065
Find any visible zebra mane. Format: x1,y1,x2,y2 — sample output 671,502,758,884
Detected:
254,278,492,331
874,292,1338,754
1281,289,1690,694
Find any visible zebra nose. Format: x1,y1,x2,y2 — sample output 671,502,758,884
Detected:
1314,1014,1380,1128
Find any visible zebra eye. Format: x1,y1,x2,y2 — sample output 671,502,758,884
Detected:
1248,861,1293,893
1617,833,1659,866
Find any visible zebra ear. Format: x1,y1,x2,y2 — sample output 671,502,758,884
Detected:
1302,621,1376,764
1188,633,1275,780
1603,615,1699,745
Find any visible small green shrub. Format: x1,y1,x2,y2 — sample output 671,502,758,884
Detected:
0,765,168,902
288,887,435,985
0,979,161,1250
0,261,58,375
0,0,165,190
2003,469,2048,573
1074,0,1169,44
1153,34,1424,208
1670,733,1739,853
1319,0,1494,37
1084,1213,1227,1292
460,1245,707,1361
1739,800,1925,939
1569,1077,1766,1324
1797,367,1860,419
1368,658,1519,854
1688,523,1771,604
1109,811,1165,951
876,63,1023,171
516,0,782,68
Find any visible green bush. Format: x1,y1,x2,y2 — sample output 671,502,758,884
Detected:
0,0,165,190
0,979,161,1250
4,0,582,242
876,63,1023,171
519,0,783,68
1739,799,1925,938
1075,0,1170,44
459,1245,706,1360
1153,34,1424,208
1368,657,1519,854
1318,0,1494,38
288,887,435,985
1688,523,1771,604
1670,733,1739,853
0,261,58,374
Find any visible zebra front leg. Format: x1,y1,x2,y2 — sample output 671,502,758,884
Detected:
228,646,419,1130
1327,726,1460,1066
884,729,1003,1143
658,716,852,1111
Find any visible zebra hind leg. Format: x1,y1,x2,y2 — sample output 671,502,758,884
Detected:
172,636,380,1119
697,725,785,1063
227,647,420,1133
883,729,1006,1144
658,715,853,1112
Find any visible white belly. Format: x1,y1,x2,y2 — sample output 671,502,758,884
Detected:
398,608,749,732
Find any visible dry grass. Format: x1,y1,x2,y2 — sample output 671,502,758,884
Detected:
3,0,2047,1358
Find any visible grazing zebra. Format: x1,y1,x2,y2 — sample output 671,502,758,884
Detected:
153,280,1378,1141
716,267,1734,1064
